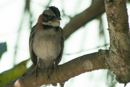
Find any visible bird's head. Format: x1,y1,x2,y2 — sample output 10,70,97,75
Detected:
38,6,61,27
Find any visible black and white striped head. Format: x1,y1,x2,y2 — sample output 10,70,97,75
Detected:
42,6,61,27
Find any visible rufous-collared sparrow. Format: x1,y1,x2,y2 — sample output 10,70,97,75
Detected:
29,6,64,78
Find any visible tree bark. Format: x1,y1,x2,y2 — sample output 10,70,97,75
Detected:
4,51,107,87
105,0,130,83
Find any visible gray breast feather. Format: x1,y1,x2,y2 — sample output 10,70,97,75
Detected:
33,29,61,61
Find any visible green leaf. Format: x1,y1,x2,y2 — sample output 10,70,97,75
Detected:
0,58,30,87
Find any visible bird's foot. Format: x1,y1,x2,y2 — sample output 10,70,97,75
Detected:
47,69,52,79
33,66,40,77
47,65,55,79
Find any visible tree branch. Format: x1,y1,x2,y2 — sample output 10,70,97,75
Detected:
63,0,105,39
4,50,108,87
105,0,130,83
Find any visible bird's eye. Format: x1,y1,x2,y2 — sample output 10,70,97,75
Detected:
48,15,51,17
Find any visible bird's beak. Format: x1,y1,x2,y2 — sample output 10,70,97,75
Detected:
53,17,61,21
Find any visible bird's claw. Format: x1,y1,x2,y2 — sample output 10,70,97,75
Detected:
33,66,40,77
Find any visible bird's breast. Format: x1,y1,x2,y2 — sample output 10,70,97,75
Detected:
33,29,62,61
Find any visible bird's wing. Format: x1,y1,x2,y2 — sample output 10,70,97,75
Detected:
55,27,64,66
29,23,38,66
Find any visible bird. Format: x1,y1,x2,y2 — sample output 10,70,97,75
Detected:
29,6,64,78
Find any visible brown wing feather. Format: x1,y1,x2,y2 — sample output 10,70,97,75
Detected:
55,27,64,66
29,23,38,66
